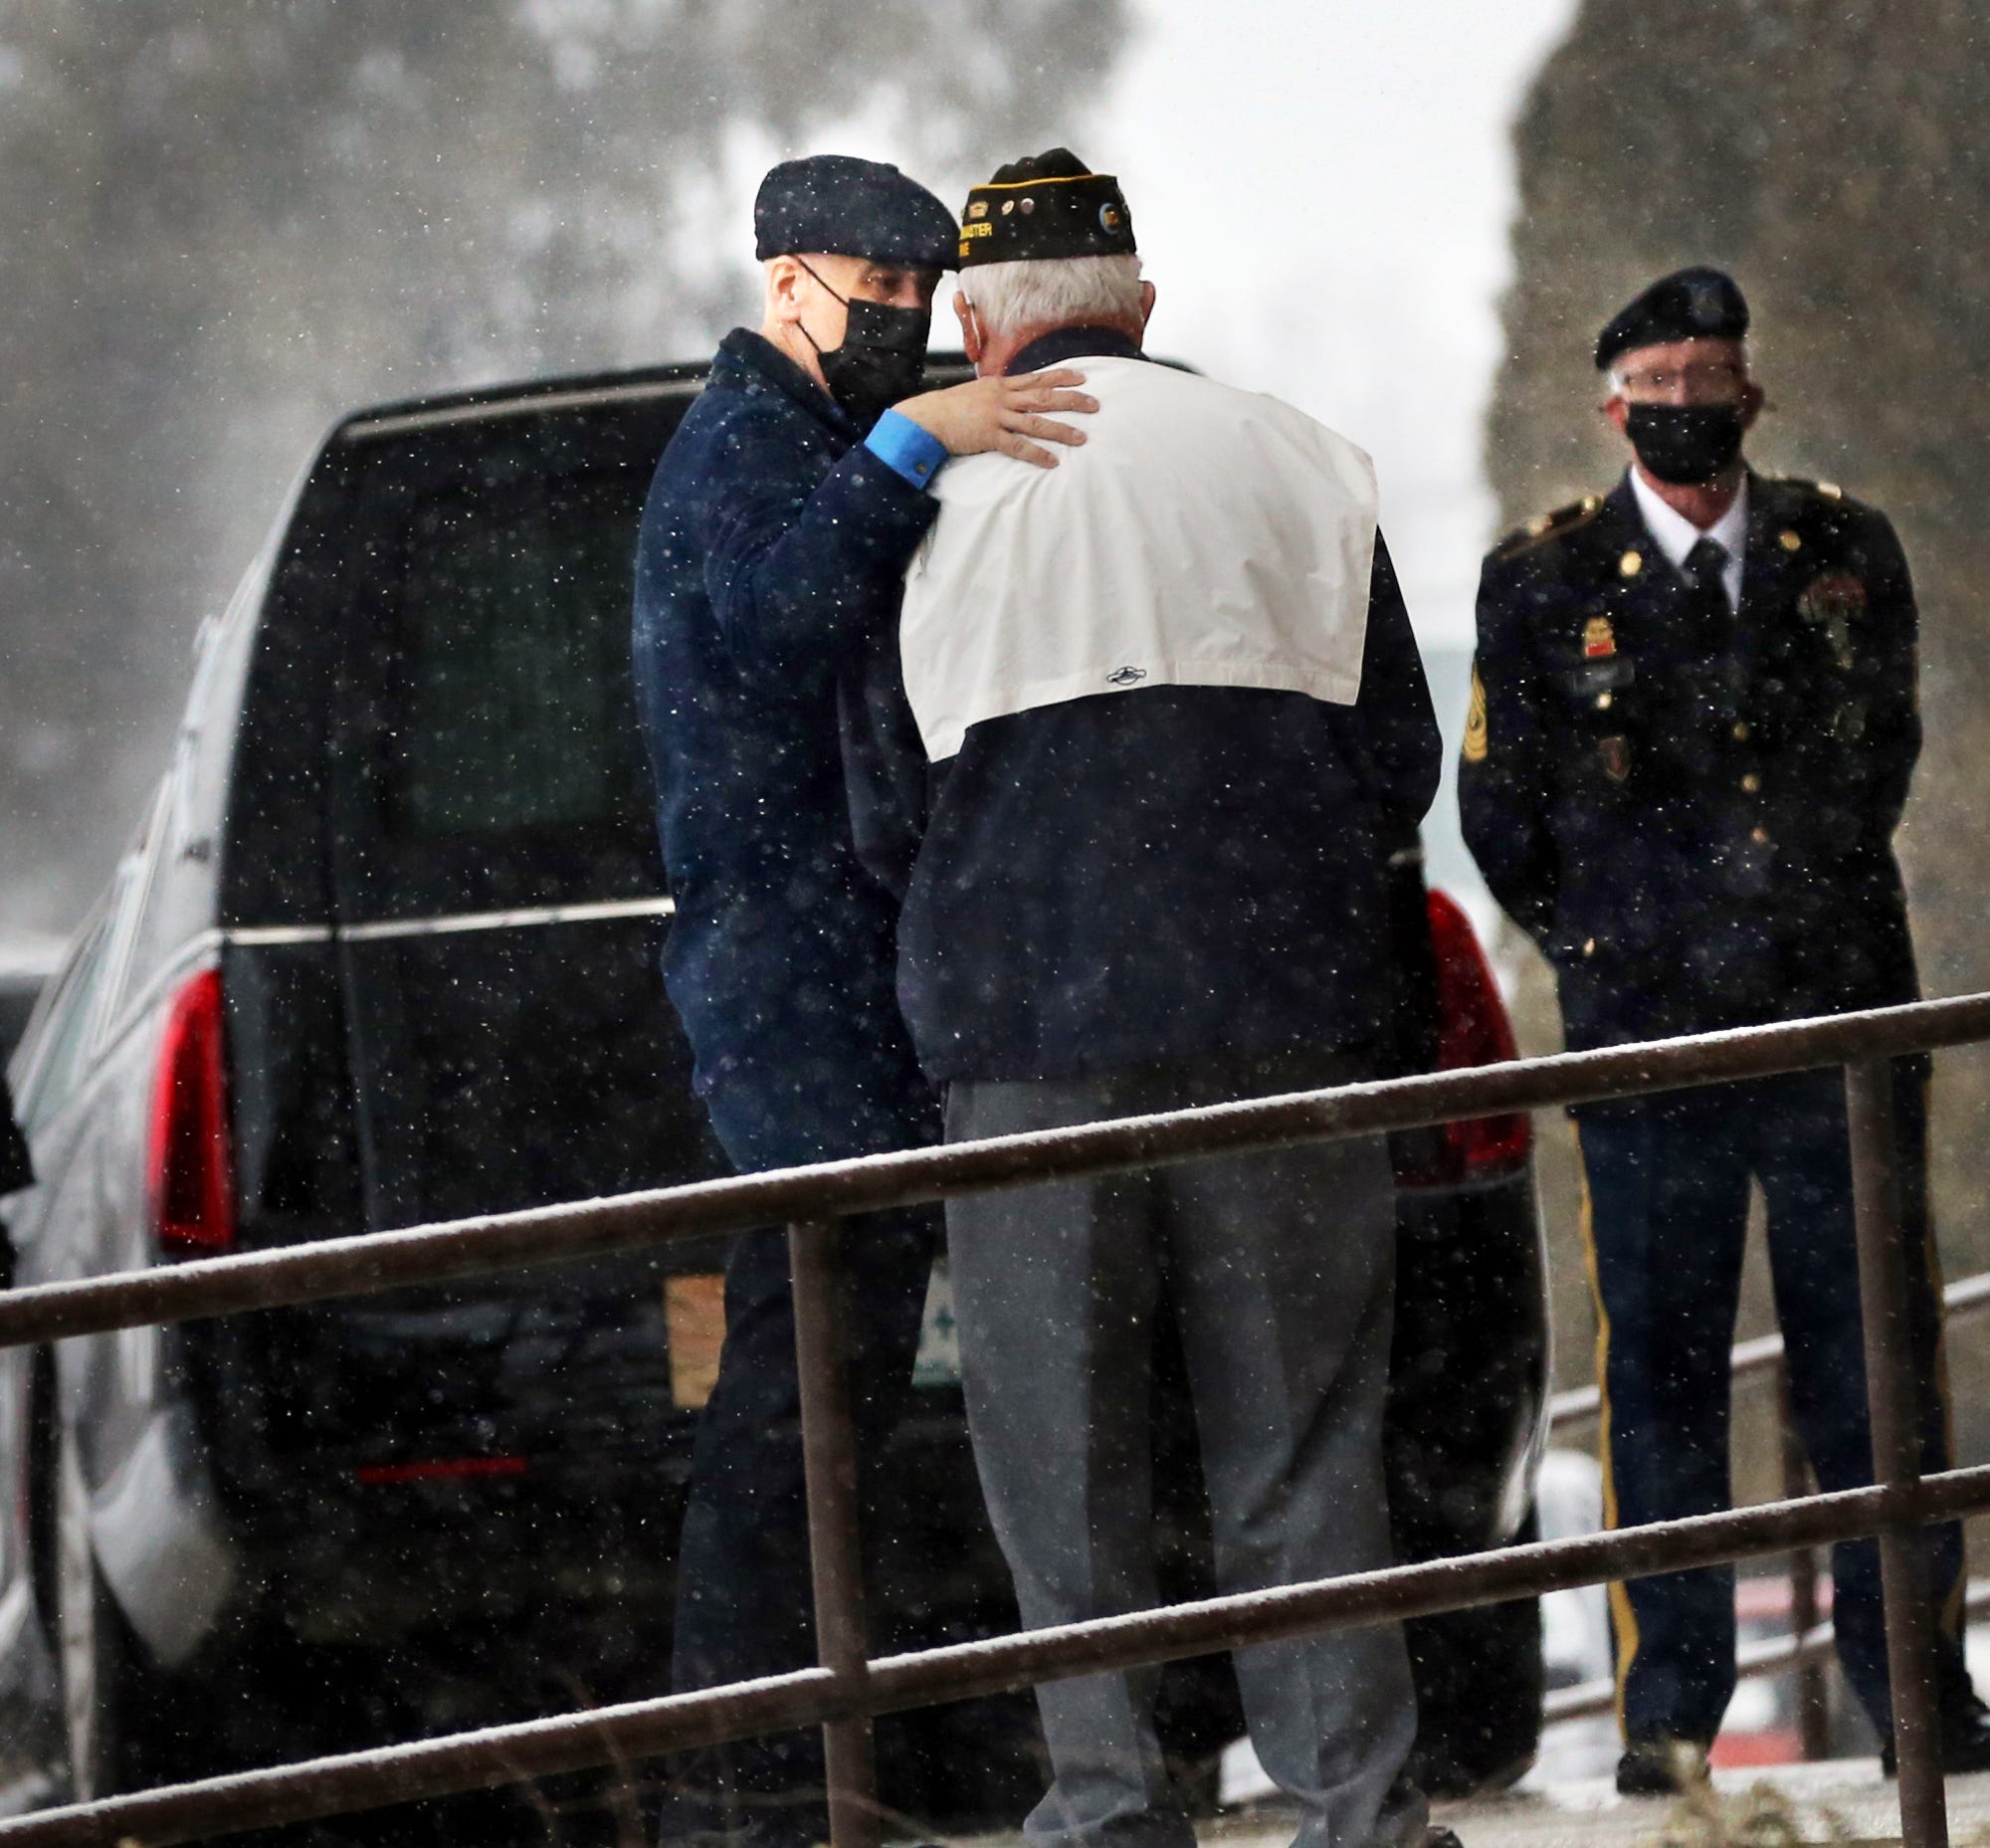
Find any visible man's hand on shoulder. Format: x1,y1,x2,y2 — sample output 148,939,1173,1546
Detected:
896,369,1096,470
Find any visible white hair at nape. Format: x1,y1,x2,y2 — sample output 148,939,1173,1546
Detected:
957,254,1144,340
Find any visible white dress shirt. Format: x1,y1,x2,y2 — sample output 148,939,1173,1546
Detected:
1629,467,1748,610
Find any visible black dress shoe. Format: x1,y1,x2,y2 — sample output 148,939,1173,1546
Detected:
1616,1739,1710,1797
1882,1695,1990,1776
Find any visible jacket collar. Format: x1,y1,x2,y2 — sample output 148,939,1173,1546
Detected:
1599,469,1804,615
713,326,863,444
1626,467,1749,570
1006,324,1145,376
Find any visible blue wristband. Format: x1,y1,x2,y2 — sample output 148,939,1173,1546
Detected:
865,407,949,490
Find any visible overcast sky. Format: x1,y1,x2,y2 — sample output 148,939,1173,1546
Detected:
1094,0,1578,651
1083,0,1579,910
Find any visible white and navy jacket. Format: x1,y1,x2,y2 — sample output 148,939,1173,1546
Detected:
848,327,1442,1084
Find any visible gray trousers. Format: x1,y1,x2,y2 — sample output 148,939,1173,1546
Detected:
945,1055,1424,1848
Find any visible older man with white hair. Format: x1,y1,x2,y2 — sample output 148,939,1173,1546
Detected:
858,150,1447,1848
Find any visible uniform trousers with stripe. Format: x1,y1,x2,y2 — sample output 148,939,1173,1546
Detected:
1575,1060,1967,1746
944,1052,1425,1848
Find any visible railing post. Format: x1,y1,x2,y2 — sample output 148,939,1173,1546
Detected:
1777,1361,1830,1759
1846,1059,1947,1848
789,1217,881,1848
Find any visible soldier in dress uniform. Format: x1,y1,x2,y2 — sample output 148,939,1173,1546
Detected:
1461,267,1990,1793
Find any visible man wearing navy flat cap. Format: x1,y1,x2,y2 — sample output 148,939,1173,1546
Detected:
1462,267,1990,1792
632,152,1094,1846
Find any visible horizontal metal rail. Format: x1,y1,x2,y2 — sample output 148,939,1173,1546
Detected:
5,993,1987,1846
3,992,1989,1352
1547,1267,1990,1432
6,1466,1990,1848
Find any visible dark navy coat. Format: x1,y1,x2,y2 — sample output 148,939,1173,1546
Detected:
1460,470,1920,1056
631,329,939,1165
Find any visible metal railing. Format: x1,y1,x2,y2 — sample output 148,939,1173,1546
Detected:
4,992,1990,1848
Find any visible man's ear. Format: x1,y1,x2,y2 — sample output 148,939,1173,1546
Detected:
765,256,807,326
1601,393,1631,439
1138,281,1157,330
1738,380,1767,432
954,291,984,365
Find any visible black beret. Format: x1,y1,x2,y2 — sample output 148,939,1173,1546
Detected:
1595,266,1750,370
958,147,1135,269
753,154,957,272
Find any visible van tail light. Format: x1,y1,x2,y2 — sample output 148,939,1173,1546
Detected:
1426,890,1532,1183
148,967,235,1255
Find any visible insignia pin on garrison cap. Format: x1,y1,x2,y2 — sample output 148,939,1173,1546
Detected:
958,148,1136,268
1620,549,1644,577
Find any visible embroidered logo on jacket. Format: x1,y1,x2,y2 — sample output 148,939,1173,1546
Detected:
1105,666,1147,686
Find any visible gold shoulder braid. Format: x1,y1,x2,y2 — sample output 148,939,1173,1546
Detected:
1463,664,1490,763
1492,494,1604,562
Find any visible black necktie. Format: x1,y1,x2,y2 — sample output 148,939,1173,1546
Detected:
1680,536,1733,653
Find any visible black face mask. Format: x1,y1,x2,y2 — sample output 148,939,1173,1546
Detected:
1624,403,1746,485
796,261,931,429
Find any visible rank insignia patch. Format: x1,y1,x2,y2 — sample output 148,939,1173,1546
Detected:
1464,666,1489,763
1584,616,1617,659
1598,734,1631,782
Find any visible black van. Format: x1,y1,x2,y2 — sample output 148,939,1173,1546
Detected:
0,362,1549,1829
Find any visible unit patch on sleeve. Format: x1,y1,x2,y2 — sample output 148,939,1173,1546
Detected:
1464,665,1489,763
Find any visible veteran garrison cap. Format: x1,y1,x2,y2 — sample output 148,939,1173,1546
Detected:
958,147,1135,268
1595,266,1750,370
753,154,958,271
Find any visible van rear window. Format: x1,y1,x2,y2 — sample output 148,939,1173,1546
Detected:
394,485,629,840
331,437,667,920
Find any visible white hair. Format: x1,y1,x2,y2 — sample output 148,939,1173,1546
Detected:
956,254,1145,340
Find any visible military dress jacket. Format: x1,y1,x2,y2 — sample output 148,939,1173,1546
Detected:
1460,470,1920,1054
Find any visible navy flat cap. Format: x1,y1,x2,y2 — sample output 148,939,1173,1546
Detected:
753,154,958,272
1595,267,1750,370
